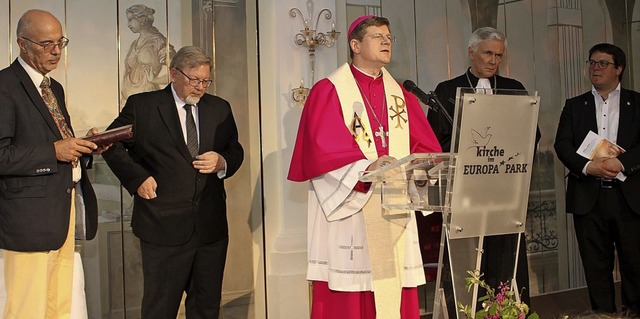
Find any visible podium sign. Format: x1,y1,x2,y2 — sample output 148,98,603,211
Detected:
446,91,539,239
431,88,540,319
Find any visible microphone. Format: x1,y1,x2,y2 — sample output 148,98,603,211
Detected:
402,80,453,126
403,80,434,110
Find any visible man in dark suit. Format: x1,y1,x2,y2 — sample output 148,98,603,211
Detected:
555,43,640,316
0,9,102,318
426,27,537,307
102,46,244,319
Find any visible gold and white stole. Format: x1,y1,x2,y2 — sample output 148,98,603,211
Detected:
328,63,413,318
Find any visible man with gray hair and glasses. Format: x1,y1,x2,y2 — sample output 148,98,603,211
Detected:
103,46,244,318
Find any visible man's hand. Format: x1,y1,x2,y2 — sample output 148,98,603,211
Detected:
136,177,158,200
193,151,225,174
586,157,622,179
85,127,112,155
54,137,97,163
367,155,397,171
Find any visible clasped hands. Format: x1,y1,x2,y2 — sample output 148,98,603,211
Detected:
587,156,623,179
53,127,111,163
136,151,224,200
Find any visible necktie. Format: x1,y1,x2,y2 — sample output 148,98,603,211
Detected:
41,76,73,138
183,104,199,158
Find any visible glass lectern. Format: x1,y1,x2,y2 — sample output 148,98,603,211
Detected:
361,87,540,318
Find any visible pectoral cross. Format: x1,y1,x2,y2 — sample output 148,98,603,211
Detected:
375,125,387,148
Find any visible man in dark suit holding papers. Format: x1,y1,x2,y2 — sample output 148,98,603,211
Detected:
555,43,640,316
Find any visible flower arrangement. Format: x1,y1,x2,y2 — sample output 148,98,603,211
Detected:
457,270,539,319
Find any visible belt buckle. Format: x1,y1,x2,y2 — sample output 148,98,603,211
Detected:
600,179,614,189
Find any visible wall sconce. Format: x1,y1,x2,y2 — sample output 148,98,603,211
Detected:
292,80,310,105
289,0,340,104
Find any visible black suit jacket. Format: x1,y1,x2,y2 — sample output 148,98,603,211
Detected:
429,68,537,152
102,85,244,245
554,88,640,215
0,59,98,251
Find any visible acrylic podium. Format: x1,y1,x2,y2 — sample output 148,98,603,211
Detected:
359,152,451,211
361,87,540,319
359,152,451,319
435,88,539,318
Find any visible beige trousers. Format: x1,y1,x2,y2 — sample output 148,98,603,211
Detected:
3,188,76,319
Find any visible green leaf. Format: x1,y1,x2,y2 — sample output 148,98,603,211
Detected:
488,303,498,315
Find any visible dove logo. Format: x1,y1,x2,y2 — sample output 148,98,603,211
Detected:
471,127,492,147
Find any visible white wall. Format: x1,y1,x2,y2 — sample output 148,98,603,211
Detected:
258,0,339,317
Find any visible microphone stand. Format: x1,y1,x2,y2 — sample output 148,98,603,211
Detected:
426,91,453,127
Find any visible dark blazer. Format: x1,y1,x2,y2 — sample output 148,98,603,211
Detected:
554,88,640,215
430,68,534,152
102,85,244,245
0,59,98,251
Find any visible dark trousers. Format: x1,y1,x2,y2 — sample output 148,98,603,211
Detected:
140,234,229,319
574,187,640,314
481,232,531,305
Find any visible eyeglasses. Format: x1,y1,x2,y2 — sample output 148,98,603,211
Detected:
364,33,396,43
21,36,69,52
586,60,614,69
175,68,213,88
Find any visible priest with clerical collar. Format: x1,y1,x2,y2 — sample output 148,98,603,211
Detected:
425,27,541,316
288,15,441,319
429,27,536,153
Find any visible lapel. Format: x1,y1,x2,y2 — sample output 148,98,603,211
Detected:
465,68,479,87
11,60,64,140
582,92,598,133
156,85,196,163
51,78,74,136
197,96,216,155
617,88,634,148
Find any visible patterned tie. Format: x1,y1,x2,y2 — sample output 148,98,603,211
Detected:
41,76,73,139
183,104,199,158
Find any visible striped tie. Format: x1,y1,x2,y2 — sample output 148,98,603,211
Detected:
183,104,199,158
